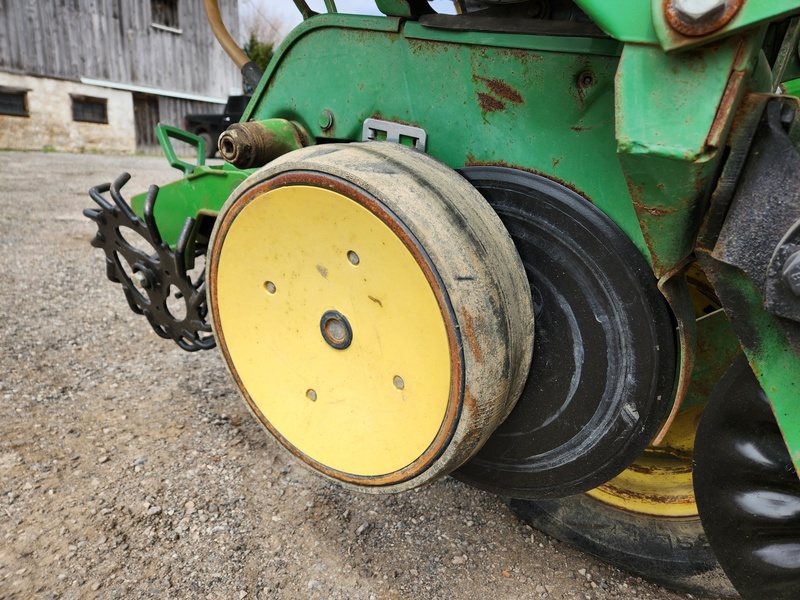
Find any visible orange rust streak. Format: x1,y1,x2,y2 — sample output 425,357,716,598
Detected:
706,67,746,150
459,307,485,365
477,93,505,113
631,200,679,217
474,75,524,105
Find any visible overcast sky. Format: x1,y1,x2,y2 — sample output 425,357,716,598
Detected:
239,1,382,38
239,1,455,41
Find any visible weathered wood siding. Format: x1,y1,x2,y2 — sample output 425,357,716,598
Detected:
0,0,241,100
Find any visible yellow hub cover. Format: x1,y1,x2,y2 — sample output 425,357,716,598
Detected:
213,185,455,481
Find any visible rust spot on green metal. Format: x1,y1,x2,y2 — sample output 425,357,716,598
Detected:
477,92,506,113
632,201,679,217
473,76,524,105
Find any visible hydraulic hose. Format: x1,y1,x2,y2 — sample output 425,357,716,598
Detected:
203,0,263,90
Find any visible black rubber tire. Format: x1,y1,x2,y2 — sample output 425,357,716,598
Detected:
694,356,800,599
455,167,676,498
199,132,216,159
508,495,737,597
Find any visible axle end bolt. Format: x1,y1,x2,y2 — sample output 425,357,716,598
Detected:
782,251,800,297
131,269,154,290
672,0,727,24
319,110,334,132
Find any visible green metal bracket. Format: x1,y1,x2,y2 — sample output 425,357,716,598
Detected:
130,165,249,248
376,0,433,19
574,0,658,44
574,0,800,51
650,0,800,54
697,256,800,475
615,31,766,277
155,124,207,176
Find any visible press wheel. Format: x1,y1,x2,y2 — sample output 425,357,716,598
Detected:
207,142,534,493
455,167,676,497
694,356,800,599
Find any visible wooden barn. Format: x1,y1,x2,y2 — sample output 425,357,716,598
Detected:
0,0,242,154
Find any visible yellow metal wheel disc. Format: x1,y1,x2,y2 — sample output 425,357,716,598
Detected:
213,184,456,481
586,406,700,517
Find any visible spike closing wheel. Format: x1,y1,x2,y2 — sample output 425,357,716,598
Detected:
207,143,534,492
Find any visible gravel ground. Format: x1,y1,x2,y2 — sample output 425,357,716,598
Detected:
1,151,712,600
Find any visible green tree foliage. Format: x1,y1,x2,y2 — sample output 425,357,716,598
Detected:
243,32,274,73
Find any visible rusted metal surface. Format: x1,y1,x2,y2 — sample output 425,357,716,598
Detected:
473,75,525,105
474,76,525,114
652,0,800,53
218,119,311,169
706,68,747,150
653,269,697,446
477,92,506,113
697,94,771,252
664,0,745,38
614,33,760,277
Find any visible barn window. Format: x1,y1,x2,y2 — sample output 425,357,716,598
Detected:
0,88,29,117
71,95,108,124
151,0,180,30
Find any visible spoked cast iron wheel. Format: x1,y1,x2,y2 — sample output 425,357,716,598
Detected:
694,356,800,599
206,142,534,493
457,167,735,596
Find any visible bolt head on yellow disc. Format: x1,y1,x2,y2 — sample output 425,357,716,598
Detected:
212,184,455,481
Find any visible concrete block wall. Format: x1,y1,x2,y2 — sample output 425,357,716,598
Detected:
0,73,136,154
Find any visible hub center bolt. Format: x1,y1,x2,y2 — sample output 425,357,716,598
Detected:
320,310,353,349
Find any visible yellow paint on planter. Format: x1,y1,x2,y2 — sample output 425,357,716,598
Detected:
215,185,452,477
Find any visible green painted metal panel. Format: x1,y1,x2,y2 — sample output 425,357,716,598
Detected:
574,0,657,44
615,39,740,160
682,309,743,411
615,33,766,276
243,15,403,123
246,15,648,260
701,259,800,474
130,165,249,247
